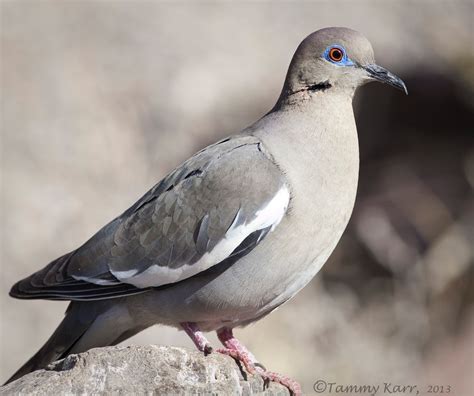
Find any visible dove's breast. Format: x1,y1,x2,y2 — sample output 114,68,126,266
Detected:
235,95,360,321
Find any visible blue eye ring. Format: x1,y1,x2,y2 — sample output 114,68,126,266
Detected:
324,45,354,66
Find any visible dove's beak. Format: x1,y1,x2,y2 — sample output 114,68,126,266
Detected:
364,64,408,95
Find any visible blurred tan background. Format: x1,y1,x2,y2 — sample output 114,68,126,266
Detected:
1,1,473,393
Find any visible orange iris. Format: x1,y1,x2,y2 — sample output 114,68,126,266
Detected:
329,48,343,62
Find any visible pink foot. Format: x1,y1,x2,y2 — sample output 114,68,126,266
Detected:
259,369,302,396
216,327,302,396
216,347,257,374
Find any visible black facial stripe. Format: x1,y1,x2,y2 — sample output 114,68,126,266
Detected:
289,80,332,96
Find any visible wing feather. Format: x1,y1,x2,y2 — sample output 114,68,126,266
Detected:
10,135,290,300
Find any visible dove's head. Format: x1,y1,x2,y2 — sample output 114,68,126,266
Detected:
281,27,407,101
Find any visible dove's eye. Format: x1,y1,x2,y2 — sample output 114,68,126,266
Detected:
329,47,344,62
324,45,353,66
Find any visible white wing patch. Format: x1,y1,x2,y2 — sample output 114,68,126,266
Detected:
72,276,120,286
111,186,290,288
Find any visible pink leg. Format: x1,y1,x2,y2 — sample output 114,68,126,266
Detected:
180,322,213,355
216,327,302,396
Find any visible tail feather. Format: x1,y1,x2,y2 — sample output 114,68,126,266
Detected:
4,299,149,385
4,302,98,385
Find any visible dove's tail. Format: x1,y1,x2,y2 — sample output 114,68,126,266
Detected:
4,300,146,385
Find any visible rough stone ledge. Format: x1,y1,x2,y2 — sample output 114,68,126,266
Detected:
1,345,290,395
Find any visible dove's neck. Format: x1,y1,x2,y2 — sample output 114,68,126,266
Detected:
251,90,360,235
253,90,359,168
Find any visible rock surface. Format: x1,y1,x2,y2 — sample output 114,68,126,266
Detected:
1,345,289,395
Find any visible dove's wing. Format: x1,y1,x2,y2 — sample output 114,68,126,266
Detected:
10,135,290,301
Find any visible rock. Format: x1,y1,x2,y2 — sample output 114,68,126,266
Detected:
1,345,290,395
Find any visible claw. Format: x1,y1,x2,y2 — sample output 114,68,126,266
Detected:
203,344,213,356
254,362,267,371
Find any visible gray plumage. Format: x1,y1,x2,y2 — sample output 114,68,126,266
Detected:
6,27,406,384
12,135,286,299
